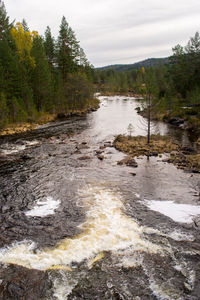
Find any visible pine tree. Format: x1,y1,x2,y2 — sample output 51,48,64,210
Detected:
0,0,12,41
44,26,55,68
21,18,29,32
57,16,79,79
31,35,53,111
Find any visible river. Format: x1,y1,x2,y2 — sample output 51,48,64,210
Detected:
0,95,199,300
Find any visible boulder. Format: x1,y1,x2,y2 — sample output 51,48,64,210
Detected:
97,154,104,160
76,144,89,150
130,172,136,176
127,159,138,168
78,156,91,160
117,156,138,168
168,117,185,126
57,112,68,119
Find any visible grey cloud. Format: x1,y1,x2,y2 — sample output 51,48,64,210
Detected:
5,0,200,67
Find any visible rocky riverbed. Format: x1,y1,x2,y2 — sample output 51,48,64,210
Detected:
0,95,200,300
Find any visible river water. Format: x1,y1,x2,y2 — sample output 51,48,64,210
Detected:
0,95,200,300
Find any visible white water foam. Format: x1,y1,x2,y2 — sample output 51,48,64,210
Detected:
50,272,78,300
25,196,60,217
145,200,200,223
0,140,39,155
168,230,195,241
0,186,164,271
1,144,26,155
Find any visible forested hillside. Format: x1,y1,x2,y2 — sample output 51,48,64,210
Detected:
96,57,169,72
0,1,97,129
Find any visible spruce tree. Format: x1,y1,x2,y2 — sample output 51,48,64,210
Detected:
21,18,29,32
44,26,55,68
57,16,79,79
31,35,53,111
0,0,12,41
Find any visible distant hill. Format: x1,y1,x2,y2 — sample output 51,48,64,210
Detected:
96,57,169,72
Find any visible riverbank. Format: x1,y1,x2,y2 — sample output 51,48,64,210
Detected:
137,103,200,134
114,134,200,173
0,99,100,136
96,91,143,98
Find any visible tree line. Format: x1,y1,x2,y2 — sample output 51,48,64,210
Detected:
0,1,96,128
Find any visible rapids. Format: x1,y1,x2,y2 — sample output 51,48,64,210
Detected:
0,95,199,300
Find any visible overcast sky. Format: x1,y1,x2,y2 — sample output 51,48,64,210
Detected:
5,0,200,67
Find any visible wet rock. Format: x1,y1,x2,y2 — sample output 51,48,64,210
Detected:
2,205,12,213
192,169,200,174
181,146,196,155
104,141,113,147
126,158,138,168
162,158,172,163
74,150,82,154
130,172,136,176
20,174,27,182
117,156,138,168
78,156,91,160
192,281,200,298
95,150,104,155
57,112,68,119
151,151,158,156
97,154,104,160
76,144,89,150
168,117,185,126
0,264,51,300
184,282,193,291
100,145,106,150
0,234,9,244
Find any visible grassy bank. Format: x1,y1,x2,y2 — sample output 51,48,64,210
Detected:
138,100,200,133
0,98,100,136
114,134,200,173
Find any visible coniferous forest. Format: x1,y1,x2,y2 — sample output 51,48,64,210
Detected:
0,1,97,129
0,0,199,133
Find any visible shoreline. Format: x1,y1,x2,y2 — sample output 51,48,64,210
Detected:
0,100,100,137
137,105,200,135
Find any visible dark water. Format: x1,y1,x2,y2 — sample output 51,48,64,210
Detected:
0,95,200,300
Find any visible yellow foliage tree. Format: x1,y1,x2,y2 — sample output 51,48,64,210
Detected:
141,66,145,75
10,22,38,67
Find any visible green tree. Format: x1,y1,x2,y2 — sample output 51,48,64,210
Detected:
141,68,159,144
44,26,55,68
21,18,29,32
31,35,53,111
0,0,12,41
57,16,78,79
0,92,8,127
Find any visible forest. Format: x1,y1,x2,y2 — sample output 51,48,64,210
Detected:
0,0,199,133
0,1,97,129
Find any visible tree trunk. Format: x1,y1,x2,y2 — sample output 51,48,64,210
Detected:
147,94,151,144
